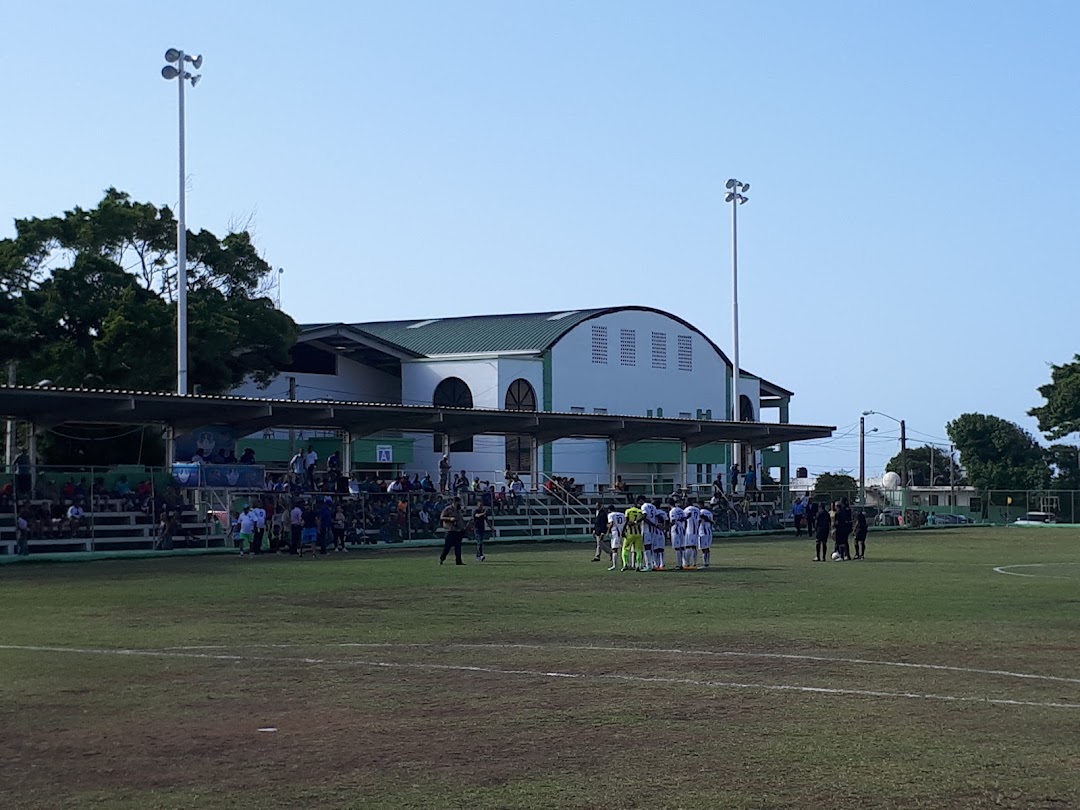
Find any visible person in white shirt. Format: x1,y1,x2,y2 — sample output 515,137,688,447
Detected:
289,503,303,555
252,505,267,554
237,506,256,557
303,447,318,487
66,504,85,537
697,501,714,568
684,502,702,569
668,502,687,570
607,510,626,571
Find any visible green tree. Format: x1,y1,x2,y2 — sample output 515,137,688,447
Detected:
0,188,297,392
1030,356,1080,441
1046,444,1080,490
945,413,1050,490
885,445,965,487
813,472,859,501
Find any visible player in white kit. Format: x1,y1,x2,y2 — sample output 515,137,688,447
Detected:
652,502,668,571
697,501,714,567
668,501,686,570
607,509,626,571
639,501,658,572
684,501,701,570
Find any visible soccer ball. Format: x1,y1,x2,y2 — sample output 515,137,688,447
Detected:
831,551,841,561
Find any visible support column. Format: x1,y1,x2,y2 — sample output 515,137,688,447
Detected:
608,439,618,492
342,430,353,477
530,436,539,492
28,422,39,499
165,424,177,467
680,440,689,495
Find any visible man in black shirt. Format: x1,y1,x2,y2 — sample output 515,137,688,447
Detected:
473,502,489,562
835,497,853,560
592,503,610,562
814,504,831,562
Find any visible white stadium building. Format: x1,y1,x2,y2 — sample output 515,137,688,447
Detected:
232,306,800,491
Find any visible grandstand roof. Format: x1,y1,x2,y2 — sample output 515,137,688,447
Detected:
0,386,829,449
302,306,793,397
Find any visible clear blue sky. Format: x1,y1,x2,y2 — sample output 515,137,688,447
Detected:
4,1,1078,476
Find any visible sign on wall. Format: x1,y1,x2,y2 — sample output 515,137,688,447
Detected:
376,445,393,463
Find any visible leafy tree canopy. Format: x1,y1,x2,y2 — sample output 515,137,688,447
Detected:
945,413,1050,490
813,472,859,500
885,445,965,487
0,188,297,392
1030,356,1080,441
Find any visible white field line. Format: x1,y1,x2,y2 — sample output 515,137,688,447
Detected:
993,562,1080,579
158,641,1080,687
1,643,1079,711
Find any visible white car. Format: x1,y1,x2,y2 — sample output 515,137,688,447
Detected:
1013,511,1057,526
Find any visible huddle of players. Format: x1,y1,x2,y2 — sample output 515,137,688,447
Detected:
607,498,714,571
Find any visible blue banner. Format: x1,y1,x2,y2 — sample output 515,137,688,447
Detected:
171,464,266,489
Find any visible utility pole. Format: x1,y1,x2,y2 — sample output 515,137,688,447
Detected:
859,416,866,505
900,419,908,488
949,443,956,513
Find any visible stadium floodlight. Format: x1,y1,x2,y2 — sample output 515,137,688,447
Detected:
161,48,204,394
726,178,750,479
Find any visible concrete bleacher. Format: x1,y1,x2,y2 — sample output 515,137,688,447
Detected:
0,498,228,556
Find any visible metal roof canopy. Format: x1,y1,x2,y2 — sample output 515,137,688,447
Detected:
0,386,833,449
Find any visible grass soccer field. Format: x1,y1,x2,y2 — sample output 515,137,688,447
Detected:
2,528,1079,810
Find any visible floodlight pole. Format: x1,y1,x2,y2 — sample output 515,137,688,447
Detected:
176,51,188,395
859,416,865,505
726,179,749,481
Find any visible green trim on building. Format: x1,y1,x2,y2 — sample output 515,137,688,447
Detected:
241,435,414,465
542,349,553,478
615,440,729,465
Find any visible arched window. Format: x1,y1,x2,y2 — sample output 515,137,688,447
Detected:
739,395,756,423
504,378,537,474
433,377,474,452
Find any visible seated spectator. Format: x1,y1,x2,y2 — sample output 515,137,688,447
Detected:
224,449,238,464
62,479,77,501
494,486,508,514
240,447,256,464
421,473,435,492
66,503,86,537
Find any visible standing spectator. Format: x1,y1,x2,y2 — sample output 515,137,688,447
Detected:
728,463,740,493
439,454,451,493
13,448,32,499
592,502,610,563
792,496,806,537
299,501,321,558
304,446,319,488
252,502,267,555
439,497,466,566
327,450,342,479
806,500,820,537
318,498,334,554
237,506,255,557
744,465,757,492
16,510,30,556
472,501,489,562
289,501,303,555
289,450,305,487
712,473,725,501
510,476,525,510
332,505,347,552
